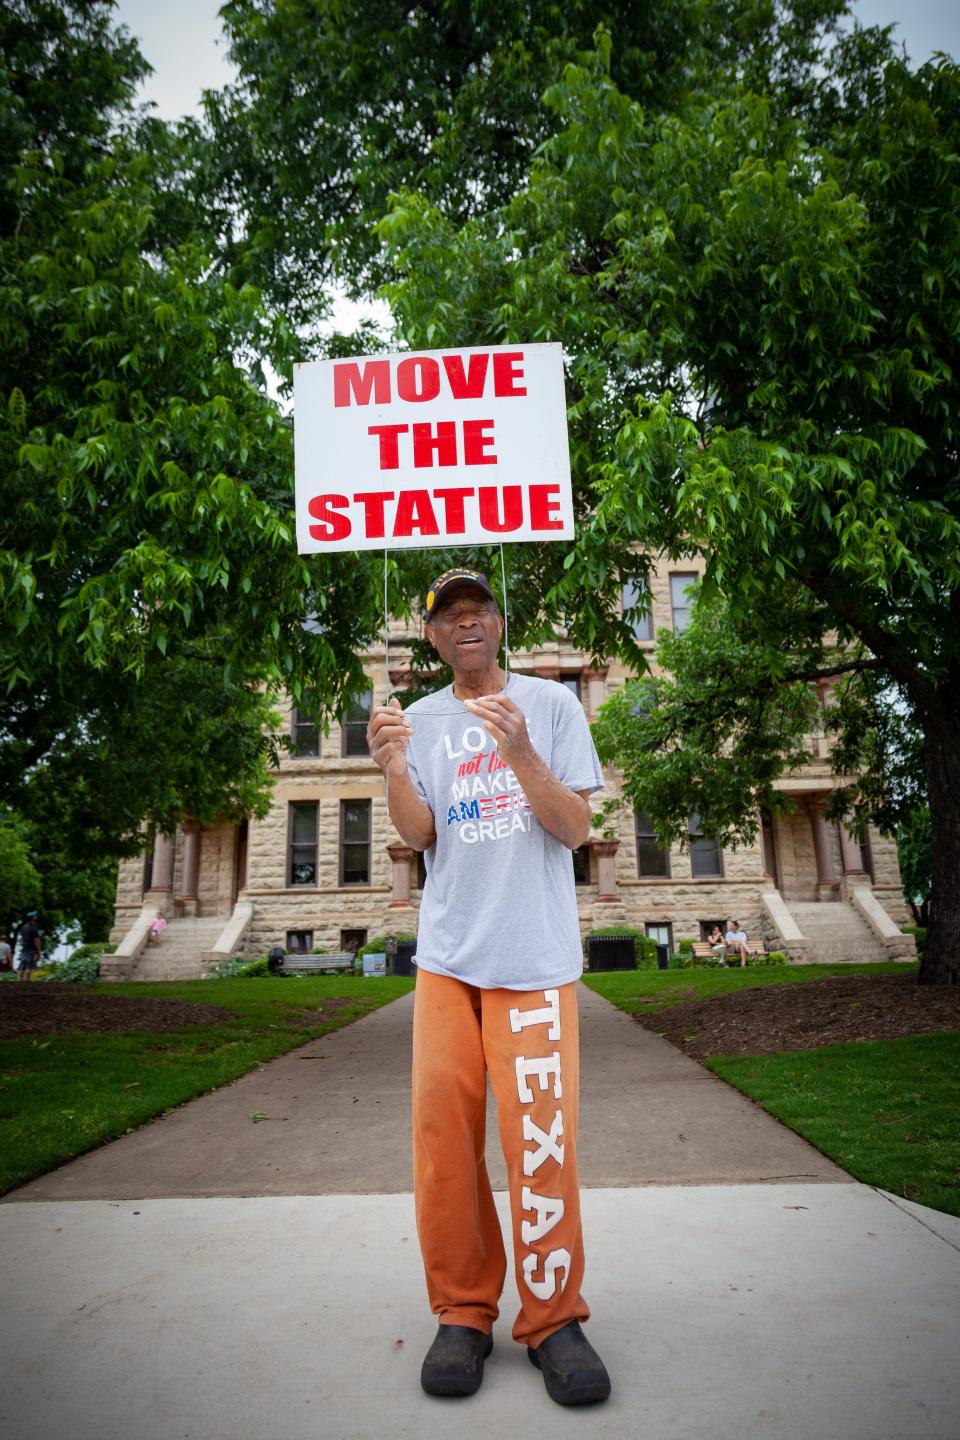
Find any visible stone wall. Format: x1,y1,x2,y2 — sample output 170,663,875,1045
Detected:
109,551,915,957
111,853,148,942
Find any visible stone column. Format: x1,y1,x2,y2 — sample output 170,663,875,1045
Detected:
590,839,620,902
808,799,838,898
386,842,415,909
178,824,201,916
150,832,174,894
583,666,608,719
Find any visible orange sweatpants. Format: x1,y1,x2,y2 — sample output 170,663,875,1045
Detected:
412,968,590,1349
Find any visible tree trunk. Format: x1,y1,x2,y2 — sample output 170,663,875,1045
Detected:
919,707,960,985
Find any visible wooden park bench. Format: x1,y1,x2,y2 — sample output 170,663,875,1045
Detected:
692,941,767,965
279,952,356,976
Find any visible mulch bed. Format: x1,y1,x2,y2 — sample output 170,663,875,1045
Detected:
637,974,960,1059
0,987,234,1039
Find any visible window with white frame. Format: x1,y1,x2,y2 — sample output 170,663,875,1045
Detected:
622,578,654,641
288,802,318,886
292,709,320,757
635,812,670,877
688,814,723,877
341,691,372,757
340,800,371,885
645,922,673,951
669,573,698,633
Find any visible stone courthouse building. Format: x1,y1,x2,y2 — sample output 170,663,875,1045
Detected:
109,557,915,978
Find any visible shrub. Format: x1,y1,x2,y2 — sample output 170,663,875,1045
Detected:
678,938,695,956
210,955,272,979
38,952,101,983
902,925,926,959
69,942,117,964
357,934,416,958
584,926,653,969
763,951,788,966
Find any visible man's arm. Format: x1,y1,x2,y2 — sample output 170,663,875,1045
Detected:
367,698,437,851
463,695,592,850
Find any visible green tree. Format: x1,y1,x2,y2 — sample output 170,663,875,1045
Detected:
378,37,960,983
204,0,850,325
0,2,388,882
0,802,118,945
0,814,41,927
591,587,929,912
896,807,932,928
590,594,818,850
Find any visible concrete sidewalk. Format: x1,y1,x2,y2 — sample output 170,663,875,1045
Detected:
2,1186,958,1440
6,983,843,1201
3,984,958,1439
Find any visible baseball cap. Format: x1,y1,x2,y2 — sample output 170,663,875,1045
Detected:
424,567,498,621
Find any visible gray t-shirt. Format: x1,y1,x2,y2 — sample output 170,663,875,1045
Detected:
405,672,603,990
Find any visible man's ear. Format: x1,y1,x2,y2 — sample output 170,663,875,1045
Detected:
425,624,438,653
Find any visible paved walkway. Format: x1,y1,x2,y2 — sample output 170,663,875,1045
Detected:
6,983,843,1200
2,984,959,1440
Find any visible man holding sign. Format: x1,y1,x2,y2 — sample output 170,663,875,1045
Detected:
367,567,611,1407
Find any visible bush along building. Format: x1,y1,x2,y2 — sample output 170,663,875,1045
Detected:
107,558,915,979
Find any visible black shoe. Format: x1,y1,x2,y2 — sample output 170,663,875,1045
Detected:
528,1321,611,1406
421,1324,494,1397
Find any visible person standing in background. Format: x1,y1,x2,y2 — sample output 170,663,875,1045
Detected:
17,912,42,981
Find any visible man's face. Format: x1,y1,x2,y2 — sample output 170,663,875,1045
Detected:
425,584,503,674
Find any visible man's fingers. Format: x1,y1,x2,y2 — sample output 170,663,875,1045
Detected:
474,694,518,713
370,705,412,731
462,700,501,723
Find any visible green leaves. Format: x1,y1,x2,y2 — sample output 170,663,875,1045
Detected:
592,592,822,851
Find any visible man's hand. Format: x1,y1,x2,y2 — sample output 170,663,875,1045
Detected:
367,696,414,776
465,693,591,849
462,694,534,765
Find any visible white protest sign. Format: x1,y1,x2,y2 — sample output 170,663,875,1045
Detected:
294,343,573,553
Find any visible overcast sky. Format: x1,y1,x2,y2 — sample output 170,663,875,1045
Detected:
113,0,959,122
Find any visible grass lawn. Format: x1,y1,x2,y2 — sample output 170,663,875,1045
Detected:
707,1033,960,1217
586,962,960,1219
0,975,414,1196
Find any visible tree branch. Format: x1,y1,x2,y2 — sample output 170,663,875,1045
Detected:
781,657,884,683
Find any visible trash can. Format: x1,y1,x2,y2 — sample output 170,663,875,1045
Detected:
587,935,636,972
393,939,417,977
656,943,670,971
267,946,286,975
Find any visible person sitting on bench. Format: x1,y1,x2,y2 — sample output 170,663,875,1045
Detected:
724,919,751,968
707,925,727,964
